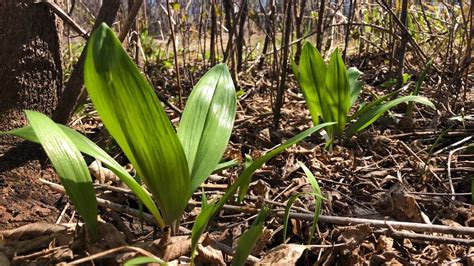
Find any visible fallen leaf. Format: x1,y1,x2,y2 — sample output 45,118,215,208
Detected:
336,224,372,245
374,182,427,223
258,244,306,264
196,244,225,265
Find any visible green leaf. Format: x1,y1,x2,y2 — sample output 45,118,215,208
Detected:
191,195,216,262
231,206,270,266
299,162,323,244
7,124,165,228
350,87,403,119
24,111,99,239
190,123,335,256
213,159,239,173
177,64,236,191
324,48,350,136
347,96,435,136
298,42,328,125
238,122,335,201
124,256,167,266
348,67,363,107
406,59,432,117
84,23,190,225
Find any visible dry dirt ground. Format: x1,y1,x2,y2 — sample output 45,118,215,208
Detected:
0,58,473,264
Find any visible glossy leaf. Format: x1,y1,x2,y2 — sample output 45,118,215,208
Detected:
231,206,270,266
7,124,165,228
297,42,327,125
347,95,435,136
84,23,190,225
178,64,236,191
324,48,350,136
24,111,99,239
348,67,363,107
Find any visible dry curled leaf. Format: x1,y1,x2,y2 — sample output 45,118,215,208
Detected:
336,224,372,246
374,182,427,223
258,244,307,264
196,244,225,265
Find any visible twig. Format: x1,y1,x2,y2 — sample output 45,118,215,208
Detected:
53,0,121,124
388,130,474,139
447,145,470,200
433,136,473,155
118,0,144,42
381,223,474,245
34,0,88,39
165,0,183,108
284,212,474,237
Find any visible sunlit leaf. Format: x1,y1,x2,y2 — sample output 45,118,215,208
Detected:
347,96,435,136
231,206,270,266
238,123,336,201
84,23,190,225
23,111,98,239
178,64,236,191
7,124,165,228
348,67,363,107
324,48,350,136
297,42,327,125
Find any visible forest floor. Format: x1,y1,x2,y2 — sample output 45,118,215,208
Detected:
1,56,473,265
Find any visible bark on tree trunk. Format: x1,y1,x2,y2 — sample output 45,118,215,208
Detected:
0,0,64,229
0,0,63,156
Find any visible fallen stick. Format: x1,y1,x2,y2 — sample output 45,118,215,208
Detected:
284,212,474,237
39,179,474,243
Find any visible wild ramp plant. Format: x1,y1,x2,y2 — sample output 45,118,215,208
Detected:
3,22,334,254
292,42,435,145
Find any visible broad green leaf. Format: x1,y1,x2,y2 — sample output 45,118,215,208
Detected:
178,64,236,191
238,122,335,201
7,124,165,228
24,111,98,239
324,48,350,136
347,96,435,136
298,42,328,125
231,206,270,266
84,23,190,225
124,256,167,266
348,67,363,107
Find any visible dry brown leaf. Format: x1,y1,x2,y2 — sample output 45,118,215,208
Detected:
374,182,427,223
155,236,191,262
336,224,372,245
258,244,306,264
0,223,68,240
196,244,225,265
377,235,394,252
252,228,273,255
249,179,271,198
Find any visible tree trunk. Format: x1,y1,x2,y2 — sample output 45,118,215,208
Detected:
0,0,63,156
0,0,64,229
